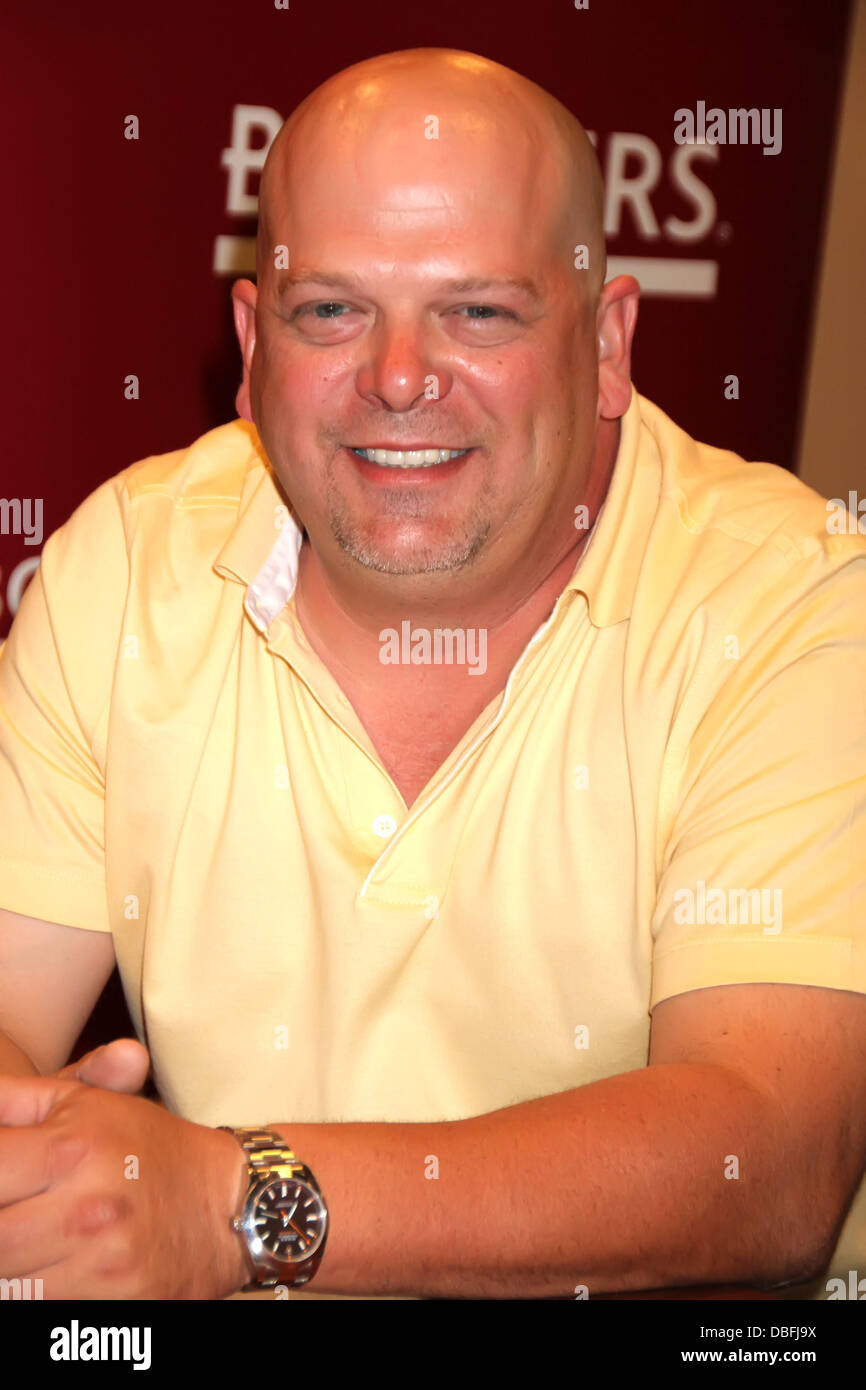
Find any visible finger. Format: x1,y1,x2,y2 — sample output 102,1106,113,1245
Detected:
0,1186,91,1285
56,1039,151,1094
0,1183,137,1299
0,1074,77,1127
0,1124,58,1205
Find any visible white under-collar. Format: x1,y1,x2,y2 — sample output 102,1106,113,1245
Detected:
244,510,304,634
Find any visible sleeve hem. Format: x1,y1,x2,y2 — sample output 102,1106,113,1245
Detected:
650,936,861,1010
0,858,112,934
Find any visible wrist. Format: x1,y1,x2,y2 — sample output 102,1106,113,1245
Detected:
208,1124,254,1296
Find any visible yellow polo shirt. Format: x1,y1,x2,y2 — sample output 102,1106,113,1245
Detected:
1,383,864,1302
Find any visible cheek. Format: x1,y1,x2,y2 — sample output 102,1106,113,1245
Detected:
255,338,349,426
458,351,538,422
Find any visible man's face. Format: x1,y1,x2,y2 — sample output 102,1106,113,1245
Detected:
235,107,602,598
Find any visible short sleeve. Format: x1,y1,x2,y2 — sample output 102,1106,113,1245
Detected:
0,477,128,932
651,551,866,1009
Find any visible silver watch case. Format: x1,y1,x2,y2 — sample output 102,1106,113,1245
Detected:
233,1165,329,1287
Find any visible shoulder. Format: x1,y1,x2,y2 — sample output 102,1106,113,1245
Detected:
40,418,263,572
119,418,261,510
634,392,866,630
6,419,267,737
47,418,271,608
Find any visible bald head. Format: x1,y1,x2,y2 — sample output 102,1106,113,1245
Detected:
256,47,606,303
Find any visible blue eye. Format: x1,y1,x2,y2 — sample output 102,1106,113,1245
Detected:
459,305,518,321
314,302,348,318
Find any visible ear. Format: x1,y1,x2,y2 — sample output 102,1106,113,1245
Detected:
231,278,258,422
596,275,640,420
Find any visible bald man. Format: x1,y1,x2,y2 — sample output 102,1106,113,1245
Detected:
0,48,865,1303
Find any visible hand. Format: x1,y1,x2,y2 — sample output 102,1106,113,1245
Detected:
0,1072,249,1299
55,1037,152,1094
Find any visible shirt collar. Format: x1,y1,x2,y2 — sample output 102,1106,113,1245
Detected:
213,382,656,633
561,381,659,626
211,425,304,634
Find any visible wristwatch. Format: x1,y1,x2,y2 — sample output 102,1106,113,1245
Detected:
219,1125,329,1290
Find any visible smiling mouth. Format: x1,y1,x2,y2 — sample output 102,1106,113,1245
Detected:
350,446,471,469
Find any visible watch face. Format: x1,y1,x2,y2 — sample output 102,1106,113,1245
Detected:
251,1178,327,1264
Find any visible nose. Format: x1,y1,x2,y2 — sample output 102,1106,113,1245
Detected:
355,318,453,412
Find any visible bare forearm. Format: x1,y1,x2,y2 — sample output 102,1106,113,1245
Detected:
0,1028,41,1077
268,1063,821,1298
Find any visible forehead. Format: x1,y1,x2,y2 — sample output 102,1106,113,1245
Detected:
261,106,571,266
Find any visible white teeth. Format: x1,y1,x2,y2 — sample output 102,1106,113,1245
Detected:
351,447,469,467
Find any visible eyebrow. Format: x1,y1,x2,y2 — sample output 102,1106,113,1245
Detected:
274,270,542,301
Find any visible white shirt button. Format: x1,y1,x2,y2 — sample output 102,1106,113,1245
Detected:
372,813,397,838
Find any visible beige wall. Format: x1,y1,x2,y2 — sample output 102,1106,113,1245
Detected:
798,0,866,499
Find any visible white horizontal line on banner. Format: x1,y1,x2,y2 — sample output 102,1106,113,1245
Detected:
213,235,256,274
607,256,718,297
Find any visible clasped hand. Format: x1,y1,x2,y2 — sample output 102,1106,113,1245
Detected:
0,1040,248,1299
